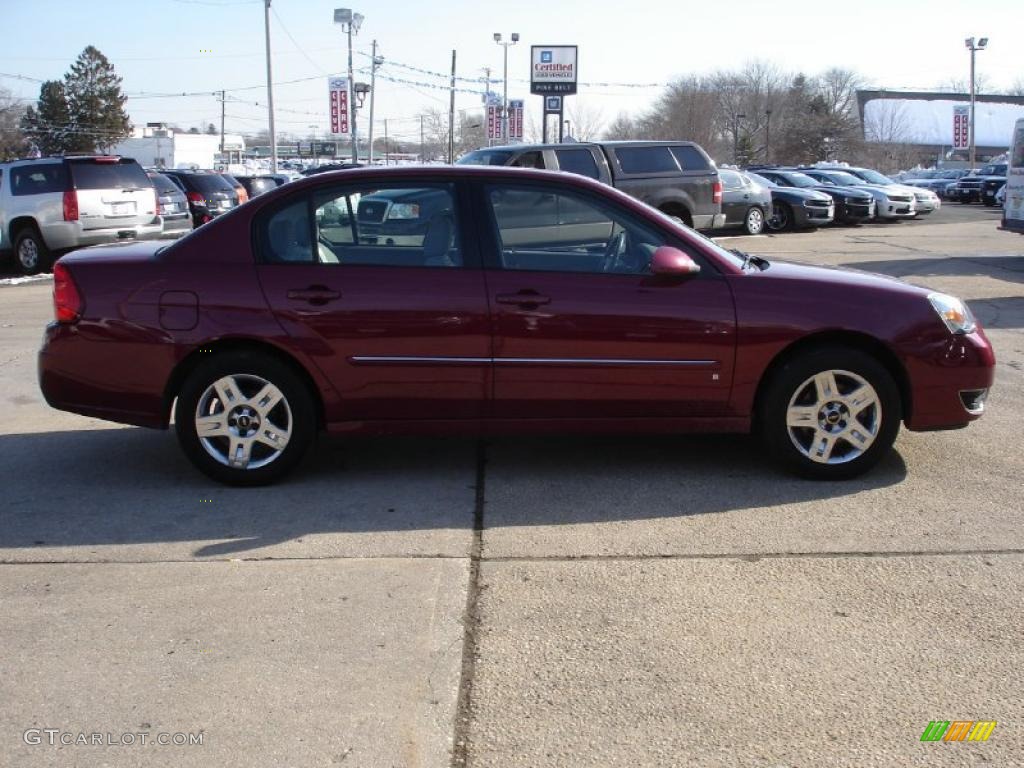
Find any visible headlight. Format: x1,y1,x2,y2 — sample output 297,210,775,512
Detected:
928,292,976,334
387,203,420,220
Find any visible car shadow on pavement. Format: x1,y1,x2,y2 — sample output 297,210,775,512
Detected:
0,427,907,557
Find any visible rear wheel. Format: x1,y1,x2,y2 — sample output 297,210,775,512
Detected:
175,351,315,486
743,206,766,235
759,347,901,479
14,227,50,275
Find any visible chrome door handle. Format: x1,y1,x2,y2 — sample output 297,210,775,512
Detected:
287,286,341,305
495,292,551,307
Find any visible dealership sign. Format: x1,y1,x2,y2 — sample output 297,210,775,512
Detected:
508,100,524,140
530,46,578,95
952,105,969,149
329,77,350,136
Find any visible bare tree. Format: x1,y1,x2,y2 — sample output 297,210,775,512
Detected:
564,99,605,141
0,87,27,160
1008,77,1024,97
603,112,638,140
942,74,993,94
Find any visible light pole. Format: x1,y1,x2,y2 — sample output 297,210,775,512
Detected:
965,36,988,169
493,32,519,143
308,124,318,163
334,8,364,163
264,0,277,173
367,40,383,164
764,109,772,163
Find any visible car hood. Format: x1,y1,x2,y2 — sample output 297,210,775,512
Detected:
747,257,932,299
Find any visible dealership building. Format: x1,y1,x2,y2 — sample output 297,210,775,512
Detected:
108,124,246,170
857,90,1024,163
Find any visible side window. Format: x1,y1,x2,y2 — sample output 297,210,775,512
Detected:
313,185,462,268
511,151,546,169
263,199,314,263
670,145,711,172
10,164,68,196
613,147,680,175
554,149,600,179
487,185,667,275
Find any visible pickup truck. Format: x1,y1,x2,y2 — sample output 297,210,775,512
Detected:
457,141,726,231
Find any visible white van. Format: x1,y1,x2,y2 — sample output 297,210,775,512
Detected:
1002,118,1024,234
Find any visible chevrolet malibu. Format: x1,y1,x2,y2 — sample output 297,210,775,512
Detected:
38,166,995,485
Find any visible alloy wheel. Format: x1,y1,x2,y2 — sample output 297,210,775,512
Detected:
746,207,765,235
194,374,292,470
785,369,881,464
17,238,39,271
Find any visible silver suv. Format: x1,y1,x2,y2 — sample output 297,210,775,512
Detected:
0,155,162,274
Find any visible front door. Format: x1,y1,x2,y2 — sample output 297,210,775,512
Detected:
255,180,490,422
476,182,736,419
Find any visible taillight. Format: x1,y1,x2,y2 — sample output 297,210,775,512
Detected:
712,181,723,205
237,188,249,204
62,189,79,221
186,191,205,205
53,262,83,324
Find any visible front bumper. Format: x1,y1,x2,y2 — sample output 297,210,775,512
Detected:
875,198,916,219
835,199,875,223
903,329,996,431
913,196,940,213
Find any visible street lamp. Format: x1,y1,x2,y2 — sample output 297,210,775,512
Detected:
764,109,772,163
335,8,364,162
964,36,988,169
493,32,519,142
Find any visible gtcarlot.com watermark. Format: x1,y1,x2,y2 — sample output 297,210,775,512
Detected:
24,729,204,747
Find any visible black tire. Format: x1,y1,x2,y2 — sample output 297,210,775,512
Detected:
174,351,316,486
743,206,766,235
13,227,50,275
759,347,901,480
766,202,793,232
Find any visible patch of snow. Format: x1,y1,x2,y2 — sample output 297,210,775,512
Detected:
0,273,53,287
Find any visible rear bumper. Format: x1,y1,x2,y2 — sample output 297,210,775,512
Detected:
41,220,164,251
160,215,193,238
694,212,728,231
904,330,996,431
38,322,171,429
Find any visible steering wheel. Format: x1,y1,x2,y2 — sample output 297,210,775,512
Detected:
600,230,628,273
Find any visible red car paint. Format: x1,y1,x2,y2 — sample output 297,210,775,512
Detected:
39,166,993,441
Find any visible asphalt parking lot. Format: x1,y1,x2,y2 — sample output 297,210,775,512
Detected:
1,204,1022,767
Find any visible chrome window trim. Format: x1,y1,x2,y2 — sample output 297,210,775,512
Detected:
350,355,717,367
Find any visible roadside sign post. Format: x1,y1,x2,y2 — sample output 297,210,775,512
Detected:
530,45,577,144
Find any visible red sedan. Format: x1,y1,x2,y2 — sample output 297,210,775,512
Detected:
39,166,994,485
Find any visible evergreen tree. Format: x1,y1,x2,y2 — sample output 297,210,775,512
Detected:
20,80,70,156
62,46,131,153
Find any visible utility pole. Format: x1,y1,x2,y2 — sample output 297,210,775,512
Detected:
764,109,772,163
368,40,383,164
420,114,425,163
384,118,389,165
218,89,226,157
264,0,277,172
448,49,456,163
482,67,492,147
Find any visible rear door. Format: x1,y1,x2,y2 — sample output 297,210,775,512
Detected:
718,169,746,225
254,179,491,422
68,158,157,230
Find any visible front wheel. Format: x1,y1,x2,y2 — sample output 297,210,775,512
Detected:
743,206,766,235
175,351,315,485
766,202,792,232
759,348,901,479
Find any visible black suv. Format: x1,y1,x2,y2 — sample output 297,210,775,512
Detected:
954,163,1008,205
162,170,239,227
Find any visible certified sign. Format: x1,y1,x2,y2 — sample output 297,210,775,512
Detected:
530,45,578,95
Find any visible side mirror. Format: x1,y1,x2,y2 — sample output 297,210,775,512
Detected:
650,246,700,276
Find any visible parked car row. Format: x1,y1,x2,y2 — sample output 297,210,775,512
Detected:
0,154,295,274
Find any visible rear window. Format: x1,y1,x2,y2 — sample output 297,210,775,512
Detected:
670,145,711,172
457,149,515,166
614,147,680,175
69,159,151,190
554,149,600,179
10,164,68,196
179,173,235,193
147,173,181,196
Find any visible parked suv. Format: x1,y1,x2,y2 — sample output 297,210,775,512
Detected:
147,171,193,239
0,155,161,274
458,141,726,231
162,170,239,228
954,163,1008,206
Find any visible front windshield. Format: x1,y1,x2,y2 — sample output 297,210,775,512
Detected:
781,172,819,188
746,172,776,188
820,171,864,186
855,168,894,185
979,164,1007,176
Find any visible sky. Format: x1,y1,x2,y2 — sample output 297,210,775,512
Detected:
0,0,1020,147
